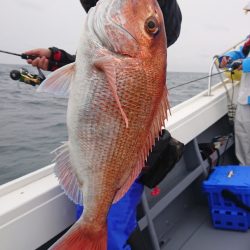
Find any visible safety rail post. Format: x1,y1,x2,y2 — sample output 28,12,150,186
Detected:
207,56,219,96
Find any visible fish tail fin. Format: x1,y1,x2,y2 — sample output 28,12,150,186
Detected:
49,222,107,250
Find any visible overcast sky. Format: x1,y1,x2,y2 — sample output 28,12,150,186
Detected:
0,0,249,72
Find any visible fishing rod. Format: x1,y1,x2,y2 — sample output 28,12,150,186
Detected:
0,49,38,60
0,49,62,86
0,49,48,86
0,49,64,67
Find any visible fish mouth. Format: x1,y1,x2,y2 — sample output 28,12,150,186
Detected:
89,0,139,58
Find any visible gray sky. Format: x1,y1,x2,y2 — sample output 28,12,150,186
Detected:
0,0,249,72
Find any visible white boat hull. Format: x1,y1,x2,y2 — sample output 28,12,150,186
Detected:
0,80,240,250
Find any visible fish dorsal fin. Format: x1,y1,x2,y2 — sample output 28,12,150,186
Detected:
37,63,76,97
53,142,83,205
94,56,129,128
113,86,169,203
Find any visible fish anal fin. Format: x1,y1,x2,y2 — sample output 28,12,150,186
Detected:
53,142,83,205
37,63,76,97
94,55,129,128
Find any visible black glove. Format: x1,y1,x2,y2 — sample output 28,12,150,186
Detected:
228,60,242,70
139,130,184,188
48,47,76,71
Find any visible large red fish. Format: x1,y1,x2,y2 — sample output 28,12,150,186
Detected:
38,0,168,248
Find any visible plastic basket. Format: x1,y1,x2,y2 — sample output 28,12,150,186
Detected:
203,165,250,231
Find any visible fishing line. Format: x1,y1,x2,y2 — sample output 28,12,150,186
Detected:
0,49,233,91
168,70,228,91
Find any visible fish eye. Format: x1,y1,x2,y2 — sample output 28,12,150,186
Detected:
145,17,159,35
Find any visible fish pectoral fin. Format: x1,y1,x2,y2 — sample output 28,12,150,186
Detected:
52,141,83,205
37,63,76,97
94,56,129,128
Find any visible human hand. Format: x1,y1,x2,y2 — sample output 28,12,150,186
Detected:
24,48,51,70
219,56,231,68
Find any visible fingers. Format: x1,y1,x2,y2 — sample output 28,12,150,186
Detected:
26,56,49,70
24,48,51,70
219,57,230,68
221,57,227,67
24,48,51,58
24,49,39,56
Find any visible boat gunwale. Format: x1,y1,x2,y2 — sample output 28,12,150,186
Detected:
0,79,240,250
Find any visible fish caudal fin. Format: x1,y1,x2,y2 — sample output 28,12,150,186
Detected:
49,222,107,250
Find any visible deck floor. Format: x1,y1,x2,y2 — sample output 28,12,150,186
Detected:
162,205,250,250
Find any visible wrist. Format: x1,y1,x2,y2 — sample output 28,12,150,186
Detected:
48,47,62,62
48,47,62,71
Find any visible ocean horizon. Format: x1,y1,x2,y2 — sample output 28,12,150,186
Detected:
0,63,220,185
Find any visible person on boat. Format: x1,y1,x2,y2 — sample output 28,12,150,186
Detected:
24,0,183,249
25,0,182,71
219,3,250,166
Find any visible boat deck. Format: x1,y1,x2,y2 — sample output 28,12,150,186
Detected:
162,204,250,250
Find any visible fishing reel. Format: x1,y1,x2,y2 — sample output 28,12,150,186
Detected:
217,55,242,71
10,68,45,87
10,69,22,81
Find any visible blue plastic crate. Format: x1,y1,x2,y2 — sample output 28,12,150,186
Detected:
203,165,250,231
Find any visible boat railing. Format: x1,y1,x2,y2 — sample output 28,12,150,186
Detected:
207,37,247,96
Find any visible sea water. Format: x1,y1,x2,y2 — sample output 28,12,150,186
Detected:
0,64,220,185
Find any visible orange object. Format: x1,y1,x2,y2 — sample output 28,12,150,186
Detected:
38,0,169,248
